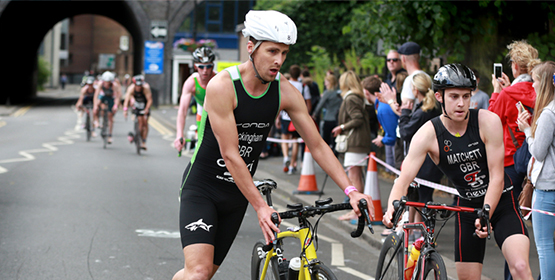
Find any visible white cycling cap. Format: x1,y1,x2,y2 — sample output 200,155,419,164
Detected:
101,71,115,82
242,10,297,45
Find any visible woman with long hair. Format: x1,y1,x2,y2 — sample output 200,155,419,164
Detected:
517,60,555,279
332,70,373,221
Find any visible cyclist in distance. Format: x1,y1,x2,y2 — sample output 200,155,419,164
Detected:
382,63,533,280
76,76,97,121
173,47,217,152
93,71,121,144
172,10,375,280
123,75,153,150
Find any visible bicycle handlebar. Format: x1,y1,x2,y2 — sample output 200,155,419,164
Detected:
178,137,183,157
272,199,373,237
392,196,491,239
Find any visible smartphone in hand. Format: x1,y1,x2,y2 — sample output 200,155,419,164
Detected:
516,101,525,114
494,63,503,79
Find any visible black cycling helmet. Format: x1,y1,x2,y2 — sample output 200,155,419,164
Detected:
432,63,476,92
192,47,215,64
133,75,144,86
433,63,476,120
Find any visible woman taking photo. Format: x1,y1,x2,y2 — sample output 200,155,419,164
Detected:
517,61,555,280
332,71,372,221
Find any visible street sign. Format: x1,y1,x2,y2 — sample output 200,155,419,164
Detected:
150,20,168,40
144,41,164,74
98,54,115,70
120,35,129,51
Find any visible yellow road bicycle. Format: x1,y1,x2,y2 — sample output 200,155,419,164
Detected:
251,179,374,280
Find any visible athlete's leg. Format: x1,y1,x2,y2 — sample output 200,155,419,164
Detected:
172,244,219,280
107,111,114,143
455,262,483,280
501,234,533,280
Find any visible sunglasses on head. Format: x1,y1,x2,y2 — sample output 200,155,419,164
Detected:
196,64,214,70
387,58,400,62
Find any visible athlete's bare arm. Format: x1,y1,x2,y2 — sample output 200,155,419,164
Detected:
475,109,504,237
174,74,197,150
75,86,87,108
123,84,135,118
281,75,375,218
382,121,437,228
143,83,153,115
204,70,280,245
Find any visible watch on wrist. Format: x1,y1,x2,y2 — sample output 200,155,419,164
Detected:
340,124,345,130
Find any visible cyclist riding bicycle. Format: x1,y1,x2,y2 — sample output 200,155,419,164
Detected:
382,63,533,280
93,71,121,144
75,76,97,136
173,46,217,152
172,10,375,280
123,75,153,150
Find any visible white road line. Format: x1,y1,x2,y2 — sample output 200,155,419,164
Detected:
336,266,374,280
331,243,344,266
0,130,81,174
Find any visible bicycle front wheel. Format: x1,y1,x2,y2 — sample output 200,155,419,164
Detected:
85,112,91,141
416,251,448,280
251,241,280,280
311,263,338,280
375,232,403,280
134,120,141,155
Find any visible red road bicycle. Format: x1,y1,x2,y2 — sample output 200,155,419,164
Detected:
376,196,490,280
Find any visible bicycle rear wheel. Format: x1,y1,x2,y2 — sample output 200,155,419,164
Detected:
311,263,338,280
375,232,404,280
416,251,448,280
251,241,280,280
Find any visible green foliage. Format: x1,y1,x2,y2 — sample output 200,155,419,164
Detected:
254,0,359,72
37,56,50,91
527,31,555,62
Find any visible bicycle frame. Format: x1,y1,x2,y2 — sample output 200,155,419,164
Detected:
378,198,490,280
259,227,317,280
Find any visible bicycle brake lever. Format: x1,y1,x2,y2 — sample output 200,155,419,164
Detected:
351,199,374,237
262,212,280,251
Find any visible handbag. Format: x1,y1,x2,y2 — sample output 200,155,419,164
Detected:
519,157,535,217
334,129,353,153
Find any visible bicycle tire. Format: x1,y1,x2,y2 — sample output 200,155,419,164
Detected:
311,263,338,280
375,232,403,280
85,112,91,141
102,109,108,149
134,119,141,155
251,240,280,280
415,251,448,280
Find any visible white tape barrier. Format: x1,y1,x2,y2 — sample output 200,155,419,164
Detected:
520,206,555,220
369,154,459,196
266,137,304,144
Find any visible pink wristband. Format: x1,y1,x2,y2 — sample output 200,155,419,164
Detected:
344,186,357,196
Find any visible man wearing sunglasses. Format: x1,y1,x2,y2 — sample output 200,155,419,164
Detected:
174,47,217,152
384,49,406,96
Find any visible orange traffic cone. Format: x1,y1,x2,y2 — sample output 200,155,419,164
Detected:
364,152,383,224
293,146,322,195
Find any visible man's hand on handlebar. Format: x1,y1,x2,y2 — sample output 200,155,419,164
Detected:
256,205,280,245
348,191,375,221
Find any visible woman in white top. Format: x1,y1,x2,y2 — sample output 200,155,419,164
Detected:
517,60,555,279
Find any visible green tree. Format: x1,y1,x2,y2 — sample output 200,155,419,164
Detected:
37,56,51,91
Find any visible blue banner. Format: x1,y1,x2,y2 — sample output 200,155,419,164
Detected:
144,41,164,74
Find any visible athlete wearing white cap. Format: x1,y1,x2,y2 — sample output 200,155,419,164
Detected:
172,10,374,280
